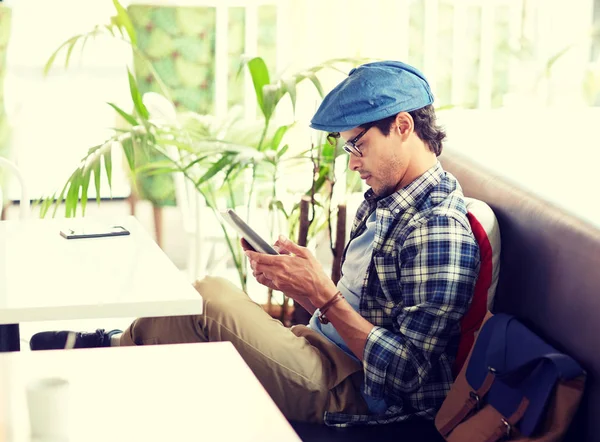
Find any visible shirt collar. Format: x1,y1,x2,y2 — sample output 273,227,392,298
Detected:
363,161,444,217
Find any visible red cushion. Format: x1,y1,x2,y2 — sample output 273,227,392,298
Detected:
452,211,494,377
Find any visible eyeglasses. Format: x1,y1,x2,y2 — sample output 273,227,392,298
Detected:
327,127,370,157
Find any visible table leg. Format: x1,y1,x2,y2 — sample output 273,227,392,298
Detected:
0,324,20,352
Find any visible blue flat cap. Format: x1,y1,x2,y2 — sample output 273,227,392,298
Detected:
310,61,434,133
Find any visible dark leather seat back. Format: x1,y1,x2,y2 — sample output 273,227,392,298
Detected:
441,151,600,441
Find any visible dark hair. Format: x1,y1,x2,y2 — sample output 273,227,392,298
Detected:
362,105,446,156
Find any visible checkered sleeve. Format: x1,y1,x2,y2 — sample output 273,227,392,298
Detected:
362,215,480,401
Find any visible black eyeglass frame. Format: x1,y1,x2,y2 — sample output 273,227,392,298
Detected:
327,126,371,157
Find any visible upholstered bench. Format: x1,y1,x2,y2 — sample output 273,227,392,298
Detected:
441,150,600,442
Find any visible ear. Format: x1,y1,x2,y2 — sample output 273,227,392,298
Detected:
394,112,414,141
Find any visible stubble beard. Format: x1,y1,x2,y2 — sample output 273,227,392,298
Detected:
374,158,404,197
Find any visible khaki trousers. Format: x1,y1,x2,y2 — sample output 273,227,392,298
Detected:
120,276,370,423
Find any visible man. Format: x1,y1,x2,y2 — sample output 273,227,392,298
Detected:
31,61,480,426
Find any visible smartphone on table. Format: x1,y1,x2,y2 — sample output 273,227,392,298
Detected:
220,209,279,255
60,225,130,240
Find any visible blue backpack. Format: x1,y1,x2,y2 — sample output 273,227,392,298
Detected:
436,313,586,441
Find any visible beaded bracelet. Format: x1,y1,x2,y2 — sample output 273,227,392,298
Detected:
317,291,344,325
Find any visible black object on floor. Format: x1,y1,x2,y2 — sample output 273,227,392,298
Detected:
0,324,20,352
29,329,122,350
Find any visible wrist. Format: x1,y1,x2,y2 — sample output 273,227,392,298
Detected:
317,291,344,325
314,284,339,308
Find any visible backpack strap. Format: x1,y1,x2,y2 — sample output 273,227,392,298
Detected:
437,370,496,437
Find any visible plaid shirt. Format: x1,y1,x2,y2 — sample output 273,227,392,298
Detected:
325,162,480,426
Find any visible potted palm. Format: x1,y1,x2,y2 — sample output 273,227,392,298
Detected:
38,55,364,289
40,0,369,301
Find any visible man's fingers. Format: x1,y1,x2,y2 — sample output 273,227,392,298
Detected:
253,260,281,275
273,244,291,255
276,236,308,257
245,250,284,266
256,273,278,291
247,257,257,272
240,238,256,252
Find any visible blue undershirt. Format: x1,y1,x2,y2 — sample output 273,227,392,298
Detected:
309,211,388,414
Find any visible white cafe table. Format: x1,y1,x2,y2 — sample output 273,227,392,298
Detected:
0,216,203,351
0,342,302,441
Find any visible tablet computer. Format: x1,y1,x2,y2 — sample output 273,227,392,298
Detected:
220,209,279,255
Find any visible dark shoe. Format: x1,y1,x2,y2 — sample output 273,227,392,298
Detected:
30,329,122,351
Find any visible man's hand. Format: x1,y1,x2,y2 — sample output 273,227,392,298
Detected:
244,236,338,307
241,237,291,290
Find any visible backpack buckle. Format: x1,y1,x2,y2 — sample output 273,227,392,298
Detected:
501,418,512,438
469,391,481,411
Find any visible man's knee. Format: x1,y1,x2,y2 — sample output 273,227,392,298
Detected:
193,276,268,338
193,276,247,303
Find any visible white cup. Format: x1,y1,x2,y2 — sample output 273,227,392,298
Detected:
26,377,70,441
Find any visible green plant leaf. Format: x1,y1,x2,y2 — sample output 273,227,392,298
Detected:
44,25,116,75
182,154,212,172
261,85,280,122
81,164,93,215
310,166,331,195
65,172,81,218
192,139,261,157
121,137,136,172
135,159,177,174
246,57,271,119
269,200,289,218
107,102,138,126
346,168,362,193
310,57,373,74
112,0,137,46
545,44,575,77
103,149,113,190
281,78,297,113
137,166,178,177
276,144,289,159
199,182,217,208
79,33,92,60
321,142,335,162
52,178,71,218
39,193,56,218
104,24,116,37
270,125,289,151
220,163,240,189
154,138,197,153
131,46,174,102
131,135,144,167
127,68,149,120
196,156,233,186
110,16,123,37
92,159,102,205
44,35,81,75
307,73,324,97
64,39,78,69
